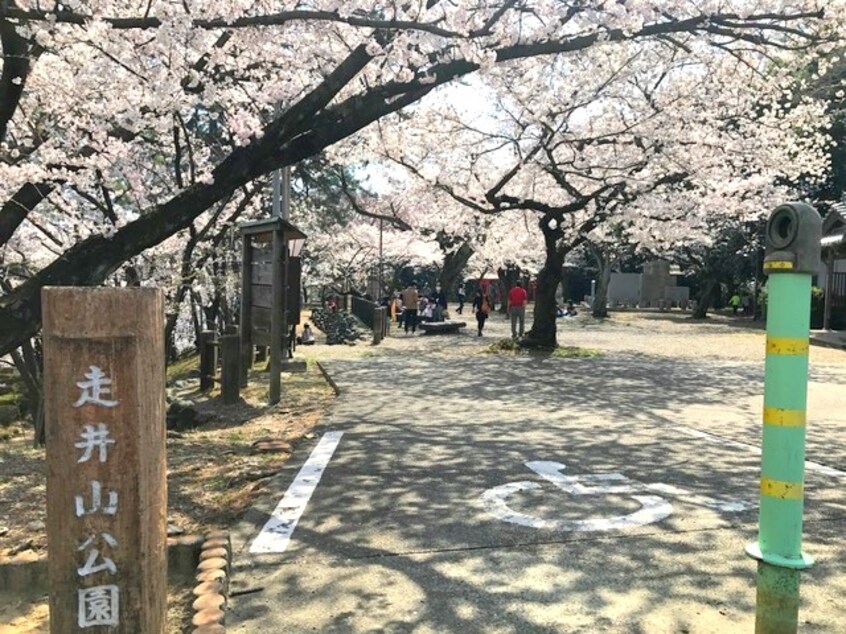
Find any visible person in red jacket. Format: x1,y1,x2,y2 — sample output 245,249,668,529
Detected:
507,280,528,339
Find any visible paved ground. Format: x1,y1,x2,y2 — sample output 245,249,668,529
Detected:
228,310,846,633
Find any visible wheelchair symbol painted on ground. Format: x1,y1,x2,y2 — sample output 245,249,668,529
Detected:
481,461,752,532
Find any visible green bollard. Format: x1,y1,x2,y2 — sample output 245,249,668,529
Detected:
746,202,821,633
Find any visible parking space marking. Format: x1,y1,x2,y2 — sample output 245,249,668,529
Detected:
249,431,344,554
481,461,749,533
675,426,846,479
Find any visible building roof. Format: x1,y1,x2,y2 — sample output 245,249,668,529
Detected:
238,217,307,240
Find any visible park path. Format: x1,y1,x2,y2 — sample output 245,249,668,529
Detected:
227,315,846,633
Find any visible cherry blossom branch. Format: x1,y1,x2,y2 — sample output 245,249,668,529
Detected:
1,7,463,38
0,16,42,141
0,6,830,354
0,182,56,246
337,170,413,231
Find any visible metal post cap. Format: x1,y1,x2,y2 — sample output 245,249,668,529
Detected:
763,202,822,275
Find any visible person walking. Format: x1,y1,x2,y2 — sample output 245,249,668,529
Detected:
401,283,419,334
729,292,741,316
507,280,528,339
472,288,492,337
456,282,466,314
392,293,403,328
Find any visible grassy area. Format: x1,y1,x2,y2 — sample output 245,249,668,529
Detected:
165,352,200,383
0,366,24,397
551,346,603,359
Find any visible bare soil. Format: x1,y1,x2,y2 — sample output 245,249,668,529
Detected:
0,354,334,632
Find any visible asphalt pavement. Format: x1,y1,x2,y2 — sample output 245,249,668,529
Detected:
226,333,846,633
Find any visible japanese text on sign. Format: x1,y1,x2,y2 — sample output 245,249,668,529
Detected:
72,365,120,629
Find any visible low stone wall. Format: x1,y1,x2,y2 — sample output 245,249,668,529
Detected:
0,533,206,595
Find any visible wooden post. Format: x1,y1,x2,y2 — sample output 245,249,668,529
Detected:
382,307,389,338
373,307,382,344
42,287,167,634
269,229,283,404
239,236,253,388
220,333,240,405
198,330,216,393
823,251,834,330
281,236,290,367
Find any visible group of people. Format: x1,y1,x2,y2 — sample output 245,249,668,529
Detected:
556,302,578,318
728,292,753,316
395,280,528,338
385,279,531,338
470,280,530,338
391,283,449,334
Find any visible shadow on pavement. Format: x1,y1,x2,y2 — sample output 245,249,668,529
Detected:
228,351,846,633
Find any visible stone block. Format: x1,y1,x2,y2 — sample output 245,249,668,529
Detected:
0,404,19,425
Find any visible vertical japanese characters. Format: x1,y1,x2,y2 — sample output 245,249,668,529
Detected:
43,287,167,633
73,365,120,629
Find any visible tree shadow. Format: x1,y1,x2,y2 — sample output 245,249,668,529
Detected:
226,352,846,633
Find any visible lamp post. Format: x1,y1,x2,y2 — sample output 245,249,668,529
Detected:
378,218,384,302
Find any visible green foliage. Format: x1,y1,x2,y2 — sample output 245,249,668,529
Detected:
551,346,603,359
166,353,200,383
482,339,602,358
483,338,522,353
0,366,24,407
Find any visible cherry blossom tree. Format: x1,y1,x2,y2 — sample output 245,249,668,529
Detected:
0,1,842,354
366,29,832,345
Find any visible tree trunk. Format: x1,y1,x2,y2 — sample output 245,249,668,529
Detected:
124,265,142,287
189,290,203,348
593,258,612,319
165,285,189,362
693,278,718,318
10,339,44,446
593,268,610,319
585,242,613,318
438,241,474,299
523,224,564,349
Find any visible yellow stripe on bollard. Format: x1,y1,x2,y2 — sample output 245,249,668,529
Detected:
763,407,806,428
761,478,804,500
763,260,795,272
766,337,809,356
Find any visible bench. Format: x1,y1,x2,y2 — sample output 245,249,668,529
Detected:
418,320,467,334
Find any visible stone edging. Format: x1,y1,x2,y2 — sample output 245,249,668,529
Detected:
1,534,205,595
190,530,231,632
315,360,341,396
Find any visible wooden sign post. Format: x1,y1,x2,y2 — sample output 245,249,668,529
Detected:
42,288,167,633
238,218,306,404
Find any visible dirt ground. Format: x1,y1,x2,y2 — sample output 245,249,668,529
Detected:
301,306,846,366
0,588,191,634
0,353,334,633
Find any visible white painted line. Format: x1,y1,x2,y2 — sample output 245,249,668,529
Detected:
481,462,675,532
675,426,846,479
249,431,344,554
